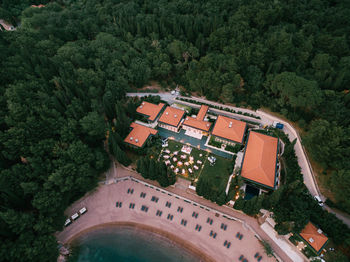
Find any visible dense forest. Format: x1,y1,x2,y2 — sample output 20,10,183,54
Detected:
0,0,350,261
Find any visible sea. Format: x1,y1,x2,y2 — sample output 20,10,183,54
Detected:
70,226,202,262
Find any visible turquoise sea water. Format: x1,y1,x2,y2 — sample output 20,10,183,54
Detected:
71,226,201,262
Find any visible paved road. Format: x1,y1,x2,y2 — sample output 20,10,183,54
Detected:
127,92,350,227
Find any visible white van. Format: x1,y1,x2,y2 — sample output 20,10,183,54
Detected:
71,213,79,220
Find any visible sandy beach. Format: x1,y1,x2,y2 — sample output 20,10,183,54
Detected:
57,177,278,262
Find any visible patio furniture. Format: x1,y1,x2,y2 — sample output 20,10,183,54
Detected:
173,151,179,155
173,157,177,162
236,232,240,238
164,149,170,154
239,234,243,240
163,155,170,159
184,162,189,166
194,165,199,170
178,161,183,166
189,156,194,161
181,145,192,154
257,256,262,262
174,168,179,173
239,255,244,261
254,252,259,258
182,169,185,174
197,160,202,164
165,160,171,165
188,168,193,173
181,154,187,159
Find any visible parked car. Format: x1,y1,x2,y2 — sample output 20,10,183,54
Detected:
272,121,284,129
71,213,79,220
79,207,87,215
64,218,72,227
314,195,324,206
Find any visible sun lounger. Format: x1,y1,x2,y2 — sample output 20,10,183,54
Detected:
254,252,259,258
239,255,244,261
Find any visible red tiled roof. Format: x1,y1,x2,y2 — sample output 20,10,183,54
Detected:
124,122,158,148
158,106,185,127
136,101,165,121
0,20,14,31
212,116,246,143
196,105,209,121
31,4,45,8
183,105,212,131
241,131,278,188
300,222,328,252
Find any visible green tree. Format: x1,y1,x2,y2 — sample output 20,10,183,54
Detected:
303,119,344,168
331,170,350,212
269,72,323,111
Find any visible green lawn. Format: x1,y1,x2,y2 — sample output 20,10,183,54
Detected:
160,139,208,180
199,154,234,192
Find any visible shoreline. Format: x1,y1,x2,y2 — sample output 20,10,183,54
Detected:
66,221,216,262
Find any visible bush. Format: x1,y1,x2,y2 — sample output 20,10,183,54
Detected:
226,144,242,153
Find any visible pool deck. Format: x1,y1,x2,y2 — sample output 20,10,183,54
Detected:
157,127,233,159
56,165,297,262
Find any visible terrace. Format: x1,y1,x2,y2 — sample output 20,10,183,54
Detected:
158,140,208,180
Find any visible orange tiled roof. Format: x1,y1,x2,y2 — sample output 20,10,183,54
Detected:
212,116,247,143
183,105,212,131
136,101,165,121
241,131,278,188
300,222,328,252
124,122,158,148
158,106,185,127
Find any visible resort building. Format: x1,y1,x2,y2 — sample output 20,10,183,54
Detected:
182,105,212,138
211,116,247,145
240,131,279,193
299,222,328,254
136,101,165,123
158,106,185,133
124,122,158,148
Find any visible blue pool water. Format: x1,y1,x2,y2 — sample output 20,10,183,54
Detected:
244,185,260,200
71,226,201,262
157,127,233,159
